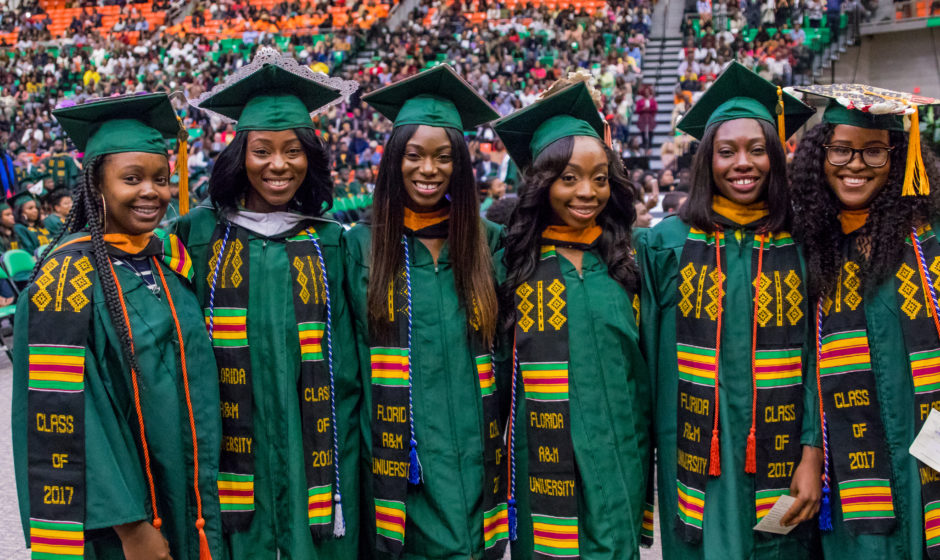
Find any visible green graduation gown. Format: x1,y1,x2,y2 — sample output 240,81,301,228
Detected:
173,206,361,560
344,221,502,559
11,234,223,559
503,249,652,560
14,222,51,254
817,229,933,560
44,214,65,236
637,216,820,560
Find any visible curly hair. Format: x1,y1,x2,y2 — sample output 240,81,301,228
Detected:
790,122,940,300
498,135,639,334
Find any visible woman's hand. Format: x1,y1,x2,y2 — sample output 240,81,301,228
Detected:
781,445,823,526
114,520,173,560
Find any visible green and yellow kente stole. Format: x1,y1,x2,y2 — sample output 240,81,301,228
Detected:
674,227,805,543
207,222,344,539
817,235,896,535
26,246,95,559
370,217,508,558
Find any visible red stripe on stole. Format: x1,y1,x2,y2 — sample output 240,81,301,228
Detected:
754,364,799,374
219,489,254,497
913,364,940,376
30,364,83,374
174,237,187,273
677,358,714,369
299,335,322,345
926,517,940,530
375,512,405,525
820,345,868,360
839,495,893,505
678,498,704,514
371,361,405,370
30,536,84,546
213,324,246,332
485,516,508,531
533,529,577,540
526,377,567,385
309,500,331,510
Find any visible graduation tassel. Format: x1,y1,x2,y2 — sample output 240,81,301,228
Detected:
197,517,213,560
745,428,757,474
746,235,765,475
507,498,518,541
776,86,786,149
708,429,721,476
902,107,929,196
709,233,724,477
815,300,833,532
408,438,423,484
176,117,190,214
333,494,346,538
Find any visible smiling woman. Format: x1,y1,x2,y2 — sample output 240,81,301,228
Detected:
174,48,362,560
493,79,650,560
636,62,823,560
789,85,940,560
346,64,509,559
12,92,223,560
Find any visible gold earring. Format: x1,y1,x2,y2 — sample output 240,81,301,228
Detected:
100,194,107,229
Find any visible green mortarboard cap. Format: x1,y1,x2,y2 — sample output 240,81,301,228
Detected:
363,64,499,131
493,81,604,169
0,202,9,212
795,83,939,196
678,62,814,140
7,190,36,210
53,92,182,163
192,47,355,133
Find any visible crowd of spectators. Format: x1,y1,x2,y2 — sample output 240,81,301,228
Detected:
0,0,663,224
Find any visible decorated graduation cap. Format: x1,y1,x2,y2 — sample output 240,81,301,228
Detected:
362,64,499,131
492,81,605,169
54,92,192,213
53,92,183,163
794,83,938,196
191,47,357,132
678,61,815,146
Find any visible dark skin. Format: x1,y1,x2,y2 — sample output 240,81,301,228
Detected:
99,152,171,236
113,520,172,560
548,136,610,274
244,129,308,213
401,125,453,264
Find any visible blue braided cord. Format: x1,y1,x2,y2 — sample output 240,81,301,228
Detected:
305,228,344,531
402,236,422,484
508,339,519,541
206,224,232,342
816,297,833,532
912,228,940,319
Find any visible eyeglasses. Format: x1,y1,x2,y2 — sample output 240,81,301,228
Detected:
823,145,894,168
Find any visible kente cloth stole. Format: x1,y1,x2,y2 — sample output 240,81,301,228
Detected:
674,228,805,543
206,222,343,539
514,244,580,559
30,225,51,247
817,238,896,535
27,247,95,559
895,226,940,556
370,233,508,559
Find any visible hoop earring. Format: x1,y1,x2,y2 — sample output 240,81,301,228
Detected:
100,194,107,230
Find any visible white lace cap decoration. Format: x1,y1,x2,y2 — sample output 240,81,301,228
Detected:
190,46,359,124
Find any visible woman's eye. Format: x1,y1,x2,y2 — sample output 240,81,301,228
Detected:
563,174,577,182
252,149,268,156
595,175,608,184
437,154,452,162
122,175,140,183
751,147,766,155
405,152,420,160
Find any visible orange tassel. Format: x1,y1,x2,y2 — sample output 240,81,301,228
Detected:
197,518,213,560
708,429,721,476
745,428,757,474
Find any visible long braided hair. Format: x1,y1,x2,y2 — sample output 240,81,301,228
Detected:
30,154,148,385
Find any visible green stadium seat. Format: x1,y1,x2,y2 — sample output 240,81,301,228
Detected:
3,249,36,283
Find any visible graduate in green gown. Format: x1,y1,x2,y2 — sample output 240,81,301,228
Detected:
44,188,74,236
789,84,940,560
0,201,20,251
493,79,652,559
346,64,510,559
175,47,362,560
10,190,51,254
637,62,823,560
12,92,222,560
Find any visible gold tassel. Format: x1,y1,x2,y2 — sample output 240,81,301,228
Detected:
902,107,929,196
176,117,190,214
776,86,786,149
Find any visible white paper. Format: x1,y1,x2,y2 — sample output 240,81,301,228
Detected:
910,408,940,473
753,494,798,534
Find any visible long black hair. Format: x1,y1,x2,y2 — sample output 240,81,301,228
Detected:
208,127,333,215
790,122,940,300
499,135,639,333
29,154,155,396
366,123,498,346
679,118,791,233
